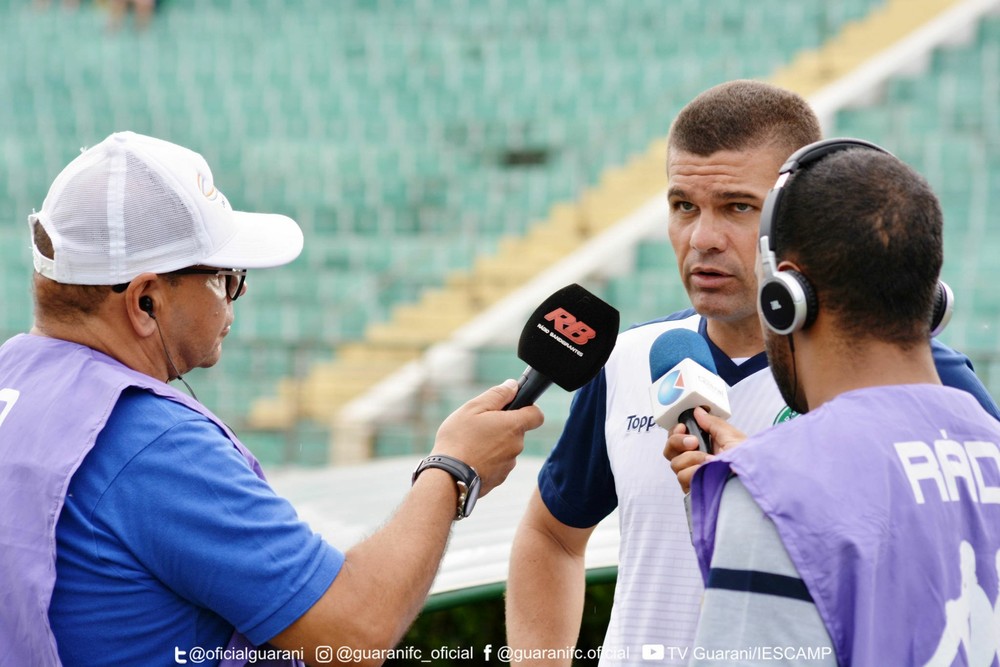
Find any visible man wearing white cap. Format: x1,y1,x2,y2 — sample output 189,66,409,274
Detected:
0,132,543,667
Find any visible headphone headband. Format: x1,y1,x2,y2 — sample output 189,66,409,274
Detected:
758,138,891,257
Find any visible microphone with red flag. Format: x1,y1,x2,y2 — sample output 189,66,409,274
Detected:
504,284,620,410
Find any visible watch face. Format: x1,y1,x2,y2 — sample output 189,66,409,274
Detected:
462,476,481,518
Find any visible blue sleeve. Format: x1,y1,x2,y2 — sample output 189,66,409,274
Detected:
537,369,618,528
932,339,1000,419
94,402,344,645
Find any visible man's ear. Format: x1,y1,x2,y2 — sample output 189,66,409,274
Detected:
776,259,804,274
123,273,160,337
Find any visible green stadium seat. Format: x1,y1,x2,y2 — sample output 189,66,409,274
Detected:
374,424,430,458
6,0,977,464
473,347,525,382
634,240,673,270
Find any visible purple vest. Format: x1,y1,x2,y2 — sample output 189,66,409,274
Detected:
0,334,298,667
692,385,1000,667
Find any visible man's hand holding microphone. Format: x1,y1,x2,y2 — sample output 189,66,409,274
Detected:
664,407,747,494
647,329,747,494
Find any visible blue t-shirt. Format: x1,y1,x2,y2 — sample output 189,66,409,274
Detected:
49,389,344,666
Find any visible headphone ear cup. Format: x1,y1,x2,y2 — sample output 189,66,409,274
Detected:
759,269,818,335
929,280,953,338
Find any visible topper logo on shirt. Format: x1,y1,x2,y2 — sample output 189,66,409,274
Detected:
625,414,656,433
544,308,597,345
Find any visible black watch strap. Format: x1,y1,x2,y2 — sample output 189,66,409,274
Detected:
412,454,480,520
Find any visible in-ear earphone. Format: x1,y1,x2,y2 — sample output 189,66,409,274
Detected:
136,294,199,400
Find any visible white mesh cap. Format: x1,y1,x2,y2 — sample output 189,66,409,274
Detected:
29,131,304,285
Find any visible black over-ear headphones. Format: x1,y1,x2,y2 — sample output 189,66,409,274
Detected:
139,296,155,317
757,137,953,337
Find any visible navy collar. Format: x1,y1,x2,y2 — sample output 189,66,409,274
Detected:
697,317,769,386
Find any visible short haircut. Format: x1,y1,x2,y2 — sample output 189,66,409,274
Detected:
32,221,112,320
668,79,822,161
776,148,943,345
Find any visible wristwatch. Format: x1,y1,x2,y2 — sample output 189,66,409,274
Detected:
411,454,481,521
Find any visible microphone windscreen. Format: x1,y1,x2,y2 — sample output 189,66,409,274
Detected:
649,328,717,382
648,328,731,429
517,284,620,391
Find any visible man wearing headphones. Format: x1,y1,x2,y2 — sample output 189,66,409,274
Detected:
685,140,1000,665
0,131,544,666
507,80,999,666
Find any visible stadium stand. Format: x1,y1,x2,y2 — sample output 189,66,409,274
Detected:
238,0,897,460
835,13,1000,353
368,0,1000,460
1,0,997,469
